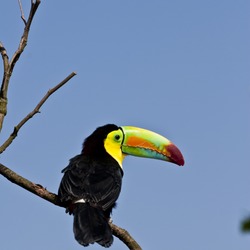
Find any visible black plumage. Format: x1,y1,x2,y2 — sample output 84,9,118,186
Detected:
58,124,123,247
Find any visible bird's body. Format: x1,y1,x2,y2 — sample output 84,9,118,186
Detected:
58,125,123,247
58,124,184,247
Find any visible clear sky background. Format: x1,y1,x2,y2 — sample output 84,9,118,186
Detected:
1,1,249,250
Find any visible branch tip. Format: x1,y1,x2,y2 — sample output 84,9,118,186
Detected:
18,0,27,25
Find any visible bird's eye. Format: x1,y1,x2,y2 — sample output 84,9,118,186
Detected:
115,135,120,141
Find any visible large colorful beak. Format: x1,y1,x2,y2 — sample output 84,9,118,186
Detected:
120,126,184,166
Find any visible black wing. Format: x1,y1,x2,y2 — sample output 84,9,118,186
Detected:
58,154,123,211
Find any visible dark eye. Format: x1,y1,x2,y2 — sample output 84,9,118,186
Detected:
115,135,120,140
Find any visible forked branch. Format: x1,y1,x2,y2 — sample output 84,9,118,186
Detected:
0,0,41,131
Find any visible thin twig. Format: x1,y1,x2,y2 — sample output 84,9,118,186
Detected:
0,72,77,154
18,0,27,25
0,162,142,249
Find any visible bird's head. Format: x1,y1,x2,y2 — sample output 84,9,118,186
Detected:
82,124,184,168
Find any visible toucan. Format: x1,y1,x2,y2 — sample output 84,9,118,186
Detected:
58,124,184,247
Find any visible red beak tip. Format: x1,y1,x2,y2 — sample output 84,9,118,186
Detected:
167,144,185,166
173,155,185,166
178,158,185,166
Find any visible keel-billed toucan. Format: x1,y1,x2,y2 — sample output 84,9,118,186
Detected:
58,124,184,247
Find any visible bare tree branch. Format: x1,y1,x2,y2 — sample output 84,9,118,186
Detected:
0,162,61,206
0,42,9,73
0,162,142,249
0,42,9,126
0,0,40,131
0,72,77,154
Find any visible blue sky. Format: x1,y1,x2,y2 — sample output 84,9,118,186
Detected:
1,1,250,249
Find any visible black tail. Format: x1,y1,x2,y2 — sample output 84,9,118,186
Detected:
73,203,113,247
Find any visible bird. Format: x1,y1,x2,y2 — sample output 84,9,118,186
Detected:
58,124,184,247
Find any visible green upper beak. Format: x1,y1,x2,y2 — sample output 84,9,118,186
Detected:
120,126,184,166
